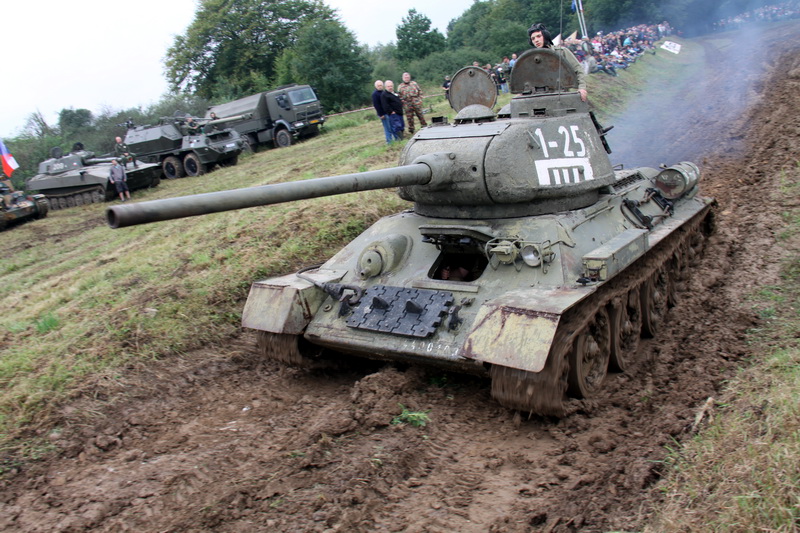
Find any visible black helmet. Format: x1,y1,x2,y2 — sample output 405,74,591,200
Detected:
527,23,553,48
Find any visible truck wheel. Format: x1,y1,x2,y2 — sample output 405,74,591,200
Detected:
163,156,185,179
183,153,206,177
275,129,292,148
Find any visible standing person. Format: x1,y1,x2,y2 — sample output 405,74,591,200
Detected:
442,75,451,101
371,80,393,144
109,159,131,202
528,23,587,102
397,72,427,135
114,136,137,168
380,80,404,142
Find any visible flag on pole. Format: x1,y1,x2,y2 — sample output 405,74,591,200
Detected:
0,138,20,178
571,0,578,12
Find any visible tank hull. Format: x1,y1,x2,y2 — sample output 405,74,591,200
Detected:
1,193,48,230
27,162,161,210
242,170,713,414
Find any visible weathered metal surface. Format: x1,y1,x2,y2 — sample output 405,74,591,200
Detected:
448,66,498,112
582,228,649,282
242,270,345,334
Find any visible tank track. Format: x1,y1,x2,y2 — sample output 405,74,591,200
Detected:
45,186,107,211
490,205,714,416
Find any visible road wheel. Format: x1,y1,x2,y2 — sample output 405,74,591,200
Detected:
66,196,76,208
183,153,206,177
242,135,255,153
641,267,670,338
163,156,185,179
609,289,643,373
567,307,611,398
82,192,92,205
48,198,59,211
91,189,103,203
58,197,67,209
275,129,292,148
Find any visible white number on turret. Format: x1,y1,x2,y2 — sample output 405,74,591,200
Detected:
533,127,593,185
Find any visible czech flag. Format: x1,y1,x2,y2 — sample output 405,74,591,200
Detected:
571,0,578,12
0,138,20,178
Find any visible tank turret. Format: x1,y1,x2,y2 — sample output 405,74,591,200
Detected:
107,48,715,416
26,145,161,210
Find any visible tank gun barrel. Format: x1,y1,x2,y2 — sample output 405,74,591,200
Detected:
107,164,433,229
204,113,252,126
85,157,116,164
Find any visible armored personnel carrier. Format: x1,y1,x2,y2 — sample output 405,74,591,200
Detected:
26,145,161,210
1,178,48,230
107,49,714,416
124,115,245,179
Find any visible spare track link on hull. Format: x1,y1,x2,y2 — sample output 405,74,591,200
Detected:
490,205,714,417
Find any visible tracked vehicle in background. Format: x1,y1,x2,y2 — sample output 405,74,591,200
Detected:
1,178,48,230
108,49,714,416
26,145,161,210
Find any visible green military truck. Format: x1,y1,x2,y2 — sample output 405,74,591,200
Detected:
204,84,325,150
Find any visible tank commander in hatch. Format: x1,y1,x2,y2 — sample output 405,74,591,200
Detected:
528,23,588,102
114,136,137,168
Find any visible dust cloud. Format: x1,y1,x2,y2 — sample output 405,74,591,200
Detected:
605,23,772,168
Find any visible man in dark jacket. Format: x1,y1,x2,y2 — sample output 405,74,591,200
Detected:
371,80,393,144
380,80,404,142
109,159,130,202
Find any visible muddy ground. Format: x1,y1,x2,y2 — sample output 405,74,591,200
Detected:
2,22,799,533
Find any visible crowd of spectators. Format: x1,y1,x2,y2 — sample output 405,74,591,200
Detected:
476,21,670,89
454,4,799,96
712,1,800,31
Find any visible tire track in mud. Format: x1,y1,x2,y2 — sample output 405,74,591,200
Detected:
2,22,800,533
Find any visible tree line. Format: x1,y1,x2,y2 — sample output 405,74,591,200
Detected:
4,0,780,189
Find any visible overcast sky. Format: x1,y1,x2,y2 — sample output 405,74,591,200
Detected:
1,0,475,139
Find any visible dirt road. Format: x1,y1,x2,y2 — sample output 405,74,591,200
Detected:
2,22,799,532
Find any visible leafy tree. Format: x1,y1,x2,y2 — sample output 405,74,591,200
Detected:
274,19,371,112
58,108,93,140
164,0,335,99
405,47,494,84
396,9,447,63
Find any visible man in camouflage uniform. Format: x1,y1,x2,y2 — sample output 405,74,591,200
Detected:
398,72,427,135
114,136,137,168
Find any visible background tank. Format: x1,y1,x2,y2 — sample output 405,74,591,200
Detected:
26,144,161,211
124,115,245,179
107,48,715,416
1,178,48,230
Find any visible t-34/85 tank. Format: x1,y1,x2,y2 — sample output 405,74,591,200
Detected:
107,49,714,416
26,145,161,210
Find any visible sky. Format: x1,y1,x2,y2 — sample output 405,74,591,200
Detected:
2,0,475,139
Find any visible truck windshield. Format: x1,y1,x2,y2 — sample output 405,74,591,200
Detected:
288,88,317,106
